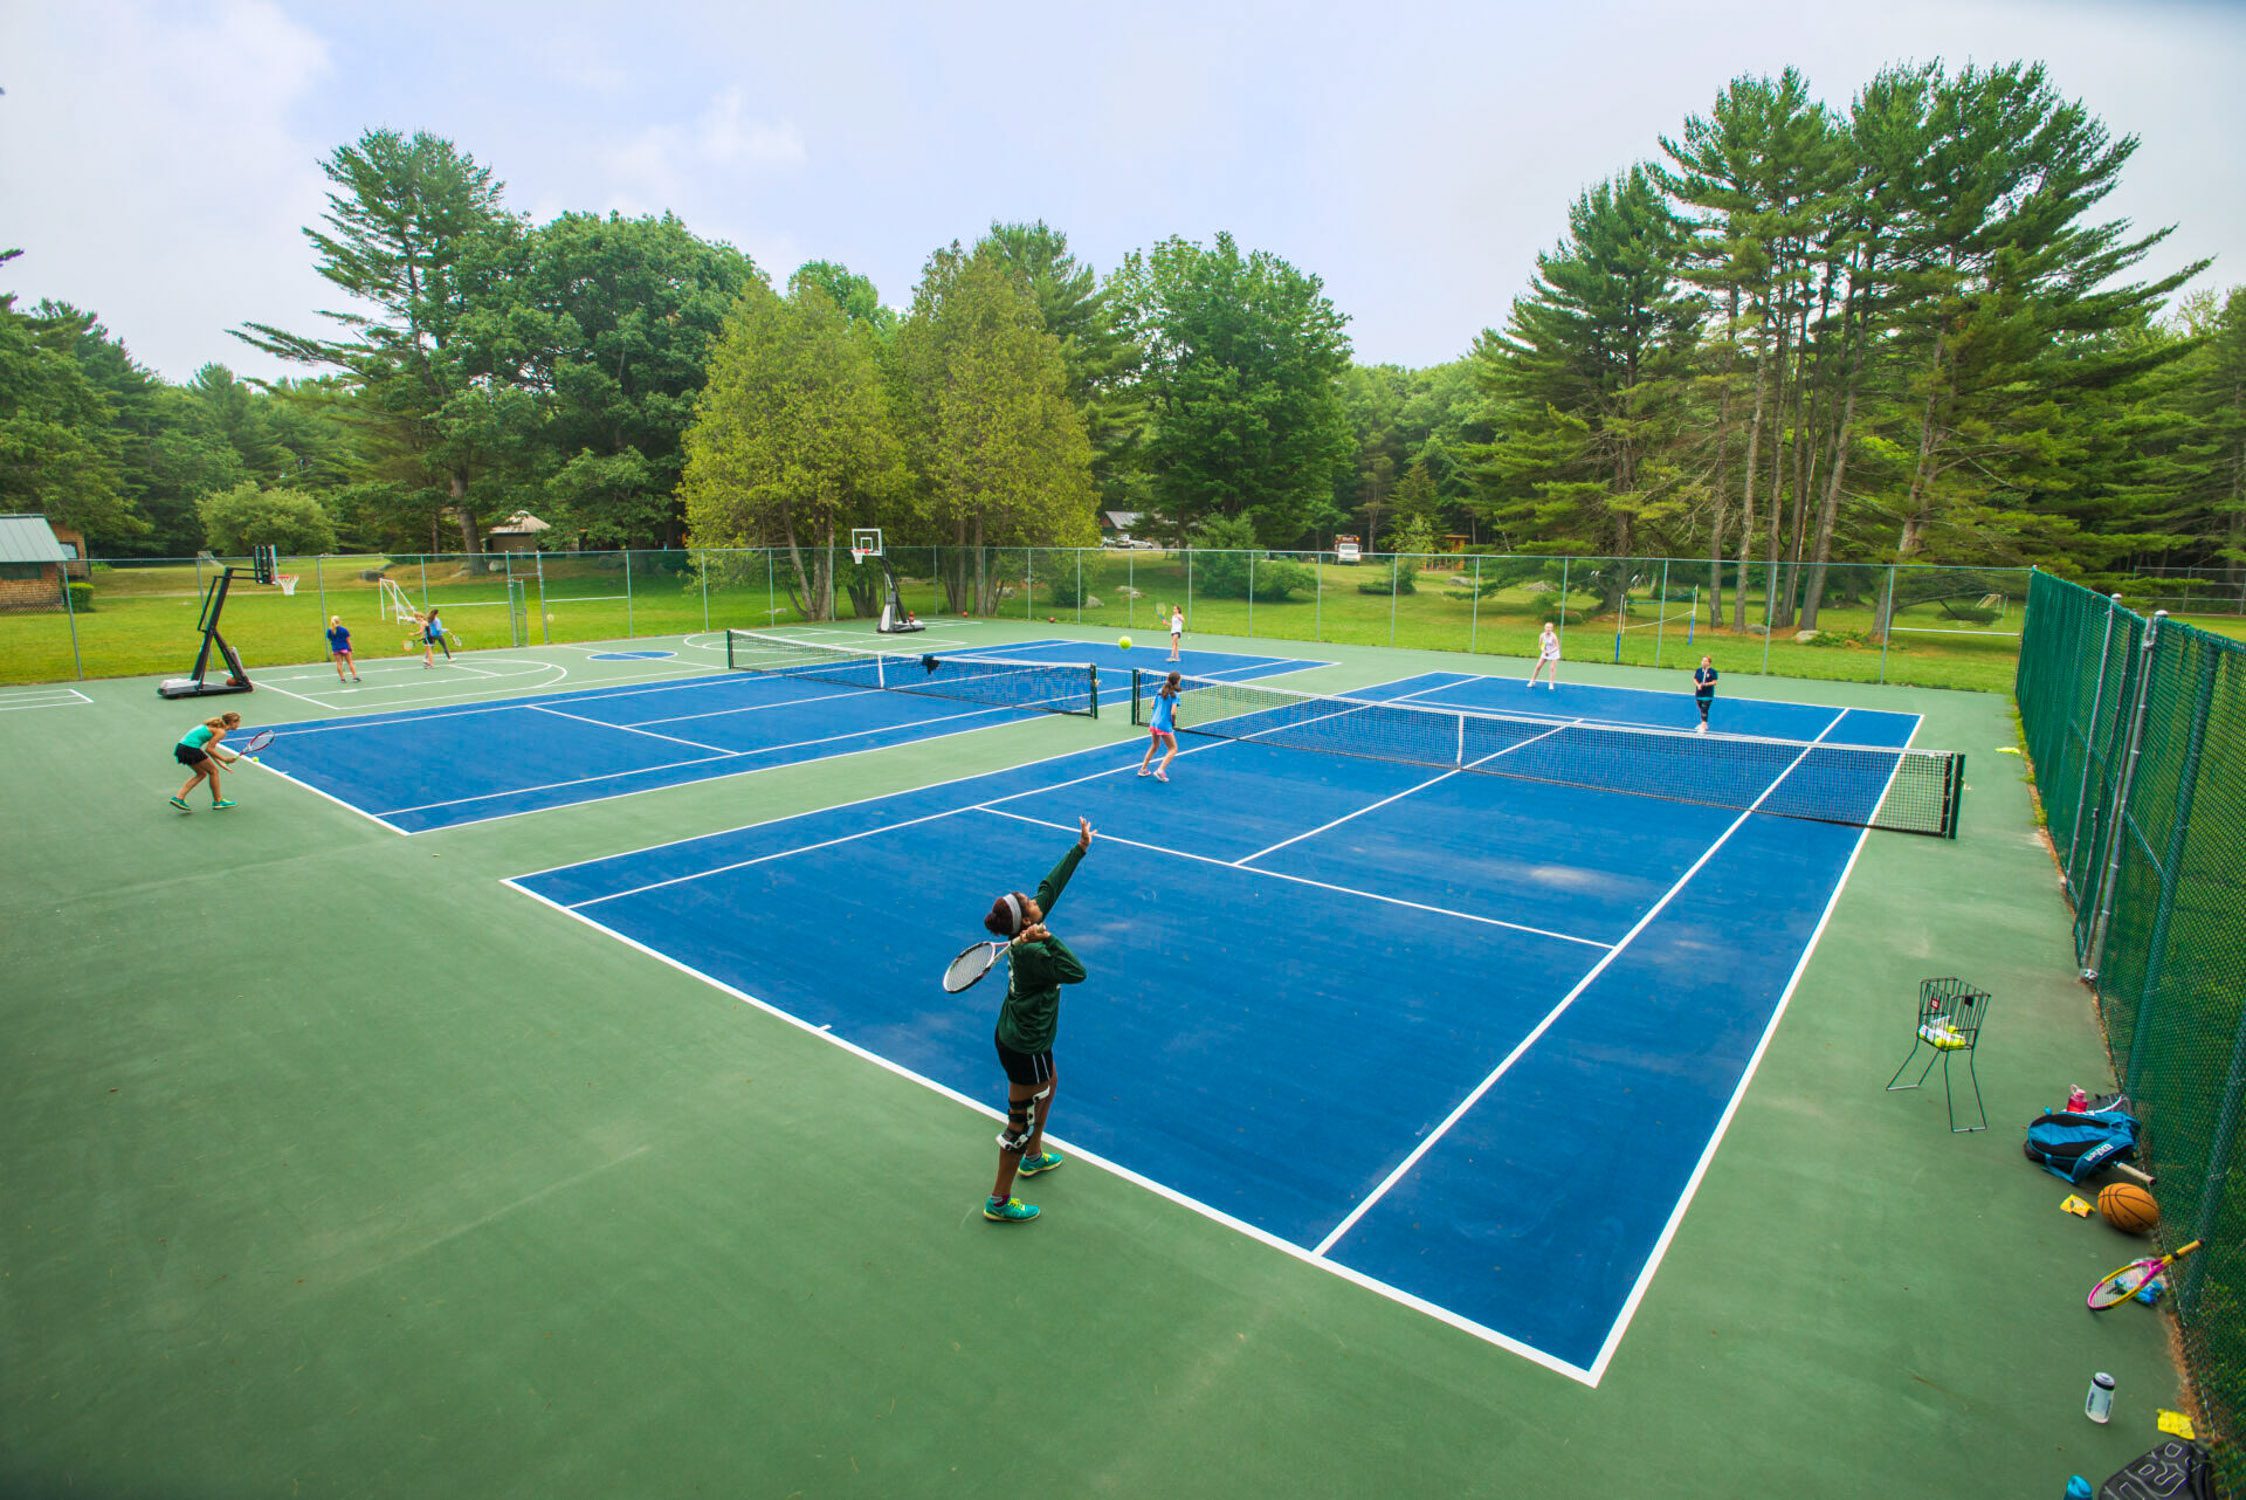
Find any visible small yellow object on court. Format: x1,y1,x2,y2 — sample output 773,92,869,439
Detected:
1118,636,1133,650
2098,1181,2158,1234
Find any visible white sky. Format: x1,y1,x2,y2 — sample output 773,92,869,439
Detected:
2,0,2240,382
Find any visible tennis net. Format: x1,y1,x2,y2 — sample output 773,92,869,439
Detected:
725,629,1098,717
1132,670,1962,837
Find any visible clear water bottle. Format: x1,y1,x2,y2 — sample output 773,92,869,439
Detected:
2086,1371,2116,1423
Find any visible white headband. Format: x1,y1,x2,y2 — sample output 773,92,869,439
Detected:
1002,893,1024,934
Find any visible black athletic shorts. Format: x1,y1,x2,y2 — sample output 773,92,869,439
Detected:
174,743,210,767
995,1035,1055,1087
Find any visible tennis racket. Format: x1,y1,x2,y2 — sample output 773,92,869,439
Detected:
942,941,1008,994
2087,1239,2202,1310
216,729,276,764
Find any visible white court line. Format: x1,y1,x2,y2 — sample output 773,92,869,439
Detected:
623,682,886,728
251,677,344,713
981,807,1611,950
566,736,1228,909
550,676,1470,903
248,758,408,833
0,687,94,710
529,703,734,753
1578,707,1917,1383
501,875,1599,1385
378,699,1026,818
419,708,1104,838
1233,718,1581,867
257,667,761,737
1309,706,1851,1260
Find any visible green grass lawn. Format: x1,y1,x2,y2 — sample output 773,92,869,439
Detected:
20,551,2234,696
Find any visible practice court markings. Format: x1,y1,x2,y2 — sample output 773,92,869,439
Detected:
0,686,94,711
506,679,1928,1382
239,641,1327,833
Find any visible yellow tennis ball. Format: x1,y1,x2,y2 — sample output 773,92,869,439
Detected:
1118,636,1133,650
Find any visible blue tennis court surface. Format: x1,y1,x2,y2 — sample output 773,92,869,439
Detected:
507,672,1928,1381
242,638,1316,833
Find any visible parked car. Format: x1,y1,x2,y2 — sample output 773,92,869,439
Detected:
1334,536,1363,564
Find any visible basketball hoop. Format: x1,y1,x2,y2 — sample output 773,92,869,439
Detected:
850,549,870,568
276,574,300,596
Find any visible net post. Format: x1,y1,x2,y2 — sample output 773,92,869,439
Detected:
2062,591,2123,877
2122,632,2218,1094
1131,667,1143,724
2084,610,2163,980
1943,754,1965,839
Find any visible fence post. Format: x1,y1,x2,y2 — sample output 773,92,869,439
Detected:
1127,552,1134,630
2084,611,2164,982
1186,550,1193,628
2062,593,2125,881
1315,552,1323,642
1557,557,1570,655
1653,559,1668,665
767,549,775,626
1076,551,1083,626
536,553,550,643
1025,551,1034,622
1389,552,1399,646
2182,1007,2246,1315
419,558,429,608
1877,566,1896,684
1248,554,1256,640
2122,639,2219,1093
58,567,84,680
700,551,710,634
1469,555,1481,653
1760,562,1774,675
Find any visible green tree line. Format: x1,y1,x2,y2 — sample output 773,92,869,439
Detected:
3,64,2240,608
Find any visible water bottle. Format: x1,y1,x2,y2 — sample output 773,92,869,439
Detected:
2086,1371,2116,1423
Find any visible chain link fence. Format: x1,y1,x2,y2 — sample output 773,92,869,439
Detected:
2017,569,2246,1486
0,545,2043,692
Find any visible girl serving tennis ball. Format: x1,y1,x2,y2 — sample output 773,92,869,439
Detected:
169,711,243,811
980,815,1096,1224
1138,670,1181,782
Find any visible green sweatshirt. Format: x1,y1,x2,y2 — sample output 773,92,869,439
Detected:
994,843,1087,1054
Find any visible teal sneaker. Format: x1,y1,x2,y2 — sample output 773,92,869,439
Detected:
983,1196,1039,1223
1017,1149,1063,1178
167,795,191,811
211,799,238,810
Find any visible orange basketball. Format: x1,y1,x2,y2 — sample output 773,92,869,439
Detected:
2098,1182,2159,1235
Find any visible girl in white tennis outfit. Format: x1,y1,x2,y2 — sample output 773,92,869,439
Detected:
1528,620,1561,689
1167,604,1185,662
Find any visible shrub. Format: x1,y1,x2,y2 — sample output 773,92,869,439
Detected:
1189,517,1313,601
65,581,94,612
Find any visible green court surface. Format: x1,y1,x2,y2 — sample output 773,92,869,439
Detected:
0,622,2195,1498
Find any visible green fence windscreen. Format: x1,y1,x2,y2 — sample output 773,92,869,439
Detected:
2016,569,2246,1484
